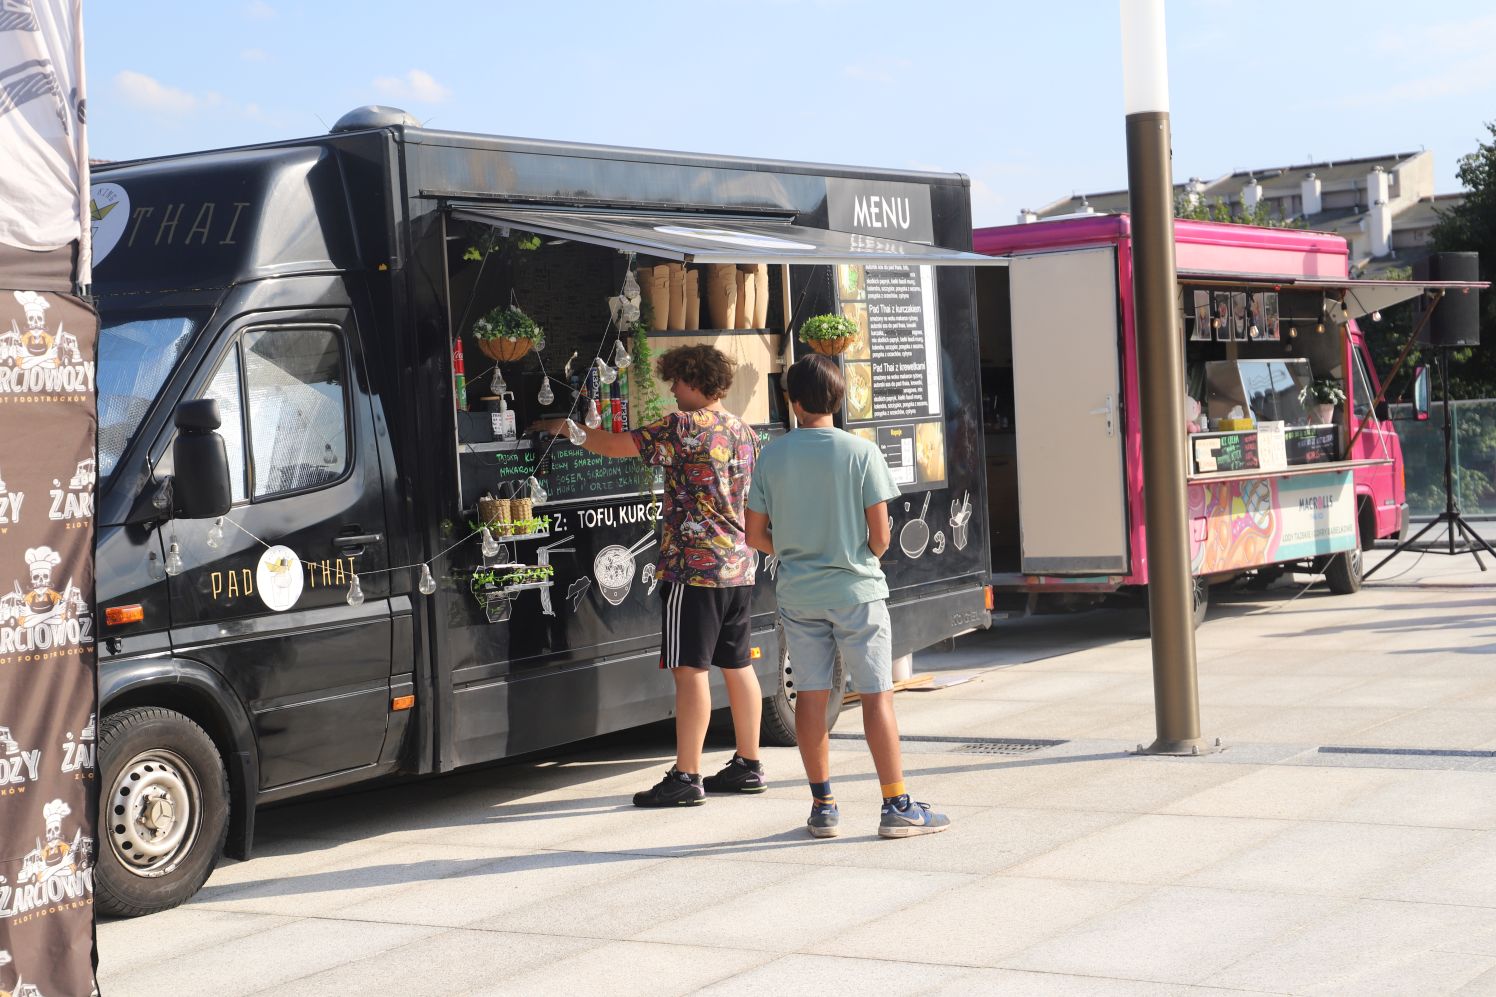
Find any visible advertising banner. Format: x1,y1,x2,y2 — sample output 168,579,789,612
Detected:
1188,470,1355,575
0,287,99,996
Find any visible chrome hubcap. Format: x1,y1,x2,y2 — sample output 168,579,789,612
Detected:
108,749,201,877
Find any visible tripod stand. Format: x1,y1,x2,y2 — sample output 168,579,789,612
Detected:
1365,348,1496,578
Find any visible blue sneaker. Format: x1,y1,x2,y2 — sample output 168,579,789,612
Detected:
807,801,840,838
878,795,950,838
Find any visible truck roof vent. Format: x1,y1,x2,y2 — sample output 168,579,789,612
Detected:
331,105,421,133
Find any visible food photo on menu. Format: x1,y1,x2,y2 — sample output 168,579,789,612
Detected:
916,420,946,483
841,300,871,359
846,361,875,421
838,263,865,301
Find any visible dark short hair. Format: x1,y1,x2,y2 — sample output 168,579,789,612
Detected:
656,344,736,400
785,354,844,415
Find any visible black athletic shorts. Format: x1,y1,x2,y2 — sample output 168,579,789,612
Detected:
658,581,753,670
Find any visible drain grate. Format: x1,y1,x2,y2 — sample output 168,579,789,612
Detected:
829,733,1066,756
1319,745,1496,759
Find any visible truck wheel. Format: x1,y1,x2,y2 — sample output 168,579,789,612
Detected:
1324,545,1364,595
761,625,846,747
96,707,230,918
1140,577,1209,633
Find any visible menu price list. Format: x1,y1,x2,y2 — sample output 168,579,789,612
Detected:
1192,431,1259,475
854,420,947,489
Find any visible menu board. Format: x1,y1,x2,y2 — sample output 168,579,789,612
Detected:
1192,431,1260,475
1285,426,1339,465
836,262,946,492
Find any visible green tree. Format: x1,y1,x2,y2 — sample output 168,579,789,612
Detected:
1173,194,1304,229
1428,121,1496,399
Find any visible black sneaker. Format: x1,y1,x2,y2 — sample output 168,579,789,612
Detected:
702,754,767,794
633,767,706,808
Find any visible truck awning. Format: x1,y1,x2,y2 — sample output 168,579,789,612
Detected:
1177,270,1488,320
450,206,1008,267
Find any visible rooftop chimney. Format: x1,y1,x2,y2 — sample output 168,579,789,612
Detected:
1018,209,1038,224
1242,176,1262,213
1300,172,1322,217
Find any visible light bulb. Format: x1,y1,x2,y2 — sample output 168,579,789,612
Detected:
490,366,507,395
206,517,224,549
534,335,546,352
165,538,184,576
622,269,640,300
621,299,640,325
565,418,587,446
323,442,337,465
417,563,437,595
613,340,633,370
1289,325,1299,338
1372,310,1382,322
596,358,617,385
147,552,165,581
1316,322,1325,334
537,379,554,405
527,475,548,505
346,574,365,607
1248,325,1259,339
563,351,578,379
1211,318,1220,330
584,398,602,429
481,527,499,559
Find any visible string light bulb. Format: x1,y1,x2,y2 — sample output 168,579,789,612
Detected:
322,442,337,465
147,551,165,581
527,475,548,505
595,357,617,386
565,418,587,446
1316,322,1325,334
164,535,184,576
534,334,545,352
417,563,437,595
537,379,554,406
206,517,225,549
1248,324,1259,339
490,366,507,395
346,574,365,607
613,339,633,370
1372,310,1382,322
481,527,500,559
1288,325,1299,338
584,397,602,429
622,269,640,300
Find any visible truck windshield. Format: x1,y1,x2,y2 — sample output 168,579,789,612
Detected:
97,312,202,481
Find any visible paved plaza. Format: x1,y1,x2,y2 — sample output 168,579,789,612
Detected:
98,549,1496,996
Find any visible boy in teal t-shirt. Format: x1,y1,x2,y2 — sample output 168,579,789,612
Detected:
746,354,950,840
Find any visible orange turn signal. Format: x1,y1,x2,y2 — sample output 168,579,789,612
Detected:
984,586,995,611
750,646,762,660
105,604,144,626
391,695,415,712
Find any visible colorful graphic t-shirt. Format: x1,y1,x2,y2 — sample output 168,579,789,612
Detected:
632,408,759,587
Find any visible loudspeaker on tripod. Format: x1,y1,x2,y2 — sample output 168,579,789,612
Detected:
1414,251,1481,347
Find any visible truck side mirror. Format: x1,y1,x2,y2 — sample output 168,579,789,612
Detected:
1411,365,1431,422
172,400,233,518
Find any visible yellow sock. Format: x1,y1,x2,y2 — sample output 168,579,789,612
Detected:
880,780,906,800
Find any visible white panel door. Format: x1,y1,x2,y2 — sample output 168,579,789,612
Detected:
1009,248,1129,574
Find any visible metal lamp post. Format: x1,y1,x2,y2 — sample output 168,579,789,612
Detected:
1121,0,1207,755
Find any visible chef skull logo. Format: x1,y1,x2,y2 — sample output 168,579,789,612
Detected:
17,799,92,887
0,547,92,655
0,293,94,397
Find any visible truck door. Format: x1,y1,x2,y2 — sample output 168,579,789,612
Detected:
1348,341,1401,539
162,309,394,790
1009,249,1130,574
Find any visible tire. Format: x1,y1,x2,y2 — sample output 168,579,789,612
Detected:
760,623,846,748
1324,544,1364,595
96,707,230,918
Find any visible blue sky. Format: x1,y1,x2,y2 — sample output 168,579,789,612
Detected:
84,1,1496,227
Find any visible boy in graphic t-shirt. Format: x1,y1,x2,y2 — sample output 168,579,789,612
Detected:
536,344,765,807
746,354,950,839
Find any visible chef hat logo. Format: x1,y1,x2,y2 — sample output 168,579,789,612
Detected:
43,798,70,829
26,546,61,576
13,291,49,328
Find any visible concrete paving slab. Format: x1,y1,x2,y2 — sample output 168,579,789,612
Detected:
808,875,1145,968
1008,814,1286,885
1333,770,1496,829
1350,707,1496,750
1374,830,1496,908
476,940,773,997
695,953,971,996
930,969,1279,995
1001,885,1340,986
1160,763,1404,820
94,907,294,977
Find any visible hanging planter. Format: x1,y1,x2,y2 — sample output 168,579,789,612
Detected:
798,313,858,356
472,304,543,363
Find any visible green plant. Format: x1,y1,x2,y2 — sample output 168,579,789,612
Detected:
1301,378,1347,407
463,230,540,261
798,312,857,343
472,304,544,343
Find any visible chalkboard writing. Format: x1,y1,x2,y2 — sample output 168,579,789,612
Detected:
1192,431,1259,475
1285,426,1339,465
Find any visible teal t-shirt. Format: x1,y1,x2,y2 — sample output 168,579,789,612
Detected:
747,427,903,610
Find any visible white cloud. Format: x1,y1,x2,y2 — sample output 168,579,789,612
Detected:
114,70,213,114
246,1,276,19
372,69,451,104
241,48,270,62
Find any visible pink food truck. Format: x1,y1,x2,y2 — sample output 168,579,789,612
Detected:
970,215,1471,622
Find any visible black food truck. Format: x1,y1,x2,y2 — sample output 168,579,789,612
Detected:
87,106,1003,915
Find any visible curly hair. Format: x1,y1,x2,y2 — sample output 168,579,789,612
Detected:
655,344,736,400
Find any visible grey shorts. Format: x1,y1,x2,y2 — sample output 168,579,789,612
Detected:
779,600,893,695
